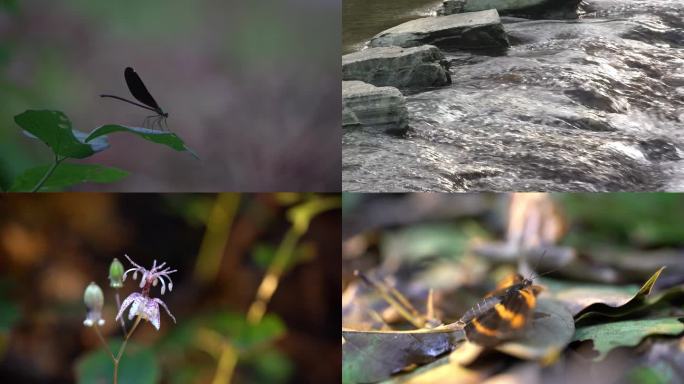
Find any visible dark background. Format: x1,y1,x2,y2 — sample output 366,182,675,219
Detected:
0,0,341,191
0,193,341,383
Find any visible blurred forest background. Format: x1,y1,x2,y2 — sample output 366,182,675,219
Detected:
342,193,684,383
0,193,340,383
0,0,340,191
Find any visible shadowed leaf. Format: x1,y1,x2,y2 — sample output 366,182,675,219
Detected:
573,267,665,325
86,124,199,159
572,318,684,361
342,326,463,384
15,110,109,158
545,279,639,316
383,345,488,384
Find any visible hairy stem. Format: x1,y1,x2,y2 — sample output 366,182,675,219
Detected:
31,155,64,192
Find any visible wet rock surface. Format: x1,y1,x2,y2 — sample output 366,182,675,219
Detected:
344,0,684,192
342,81,409,132
438,0,582,19
369,10,509,50
342,45,451,89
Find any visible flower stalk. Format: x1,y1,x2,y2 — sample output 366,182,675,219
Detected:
83,255,177,384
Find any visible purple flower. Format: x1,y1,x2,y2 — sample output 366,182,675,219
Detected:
116,292,176,330
116,255,177,330
122,254,176,295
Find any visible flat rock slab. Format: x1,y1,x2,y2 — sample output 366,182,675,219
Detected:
369,9,509,50
342,45,451,89
438,0,582,19
342,81,408,132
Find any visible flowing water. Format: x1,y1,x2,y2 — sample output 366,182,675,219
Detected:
342,0,684,191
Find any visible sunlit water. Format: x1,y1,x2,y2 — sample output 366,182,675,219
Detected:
343,0,684,191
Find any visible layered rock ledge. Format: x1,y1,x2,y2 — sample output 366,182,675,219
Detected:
369,9,509,50
342,45,451,89
342,81,409,132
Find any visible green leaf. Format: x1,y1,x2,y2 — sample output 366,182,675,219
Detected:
15,110,107,158
86,124,199,159
342,326,462,384
572,318,684,361
9,163,129,192
573,267,665,325
76,342,160,384
495,299,575,361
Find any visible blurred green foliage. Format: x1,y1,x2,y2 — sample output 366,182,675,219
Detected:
559,194,684,247
0,299,19,332
76,342,160,384
627,365,673,384
251,242,315,272
381,222,487,263
0,279,20,334
0,0,18,13
246,349,294,383
159,311,292,382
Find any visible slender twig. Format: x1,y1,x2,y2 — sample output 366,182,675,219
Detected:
94,315,142,384
210,196,340,384
114,315,143,381
31,155,65,192
115,292,127,334
121,316,142,357
93,326,116,361
355,271,426,329
212,343,238,384
246,228,299,324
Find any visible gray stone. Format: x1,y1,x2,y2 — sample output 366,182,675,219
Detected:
438,0,581,19
342,104,361,127
438,0,467,15
342,45,451,89
369,10,509,50
342,81,408,132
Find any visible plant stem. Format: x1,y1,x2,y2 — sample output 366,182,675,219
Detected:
93,315,142,384
93,326,116,361
112,315,142,383
31,155,64,192
212,343,238,384
115,292,127,334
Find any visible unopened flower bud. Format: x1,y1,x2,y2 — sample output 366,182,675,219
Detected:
109,258,125,288
83,282,105,327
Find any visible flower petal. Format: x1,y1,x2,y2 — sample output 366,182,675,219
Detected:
129,296,143,320
154,298,176,323
116,292,141,321
144,300,161,330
